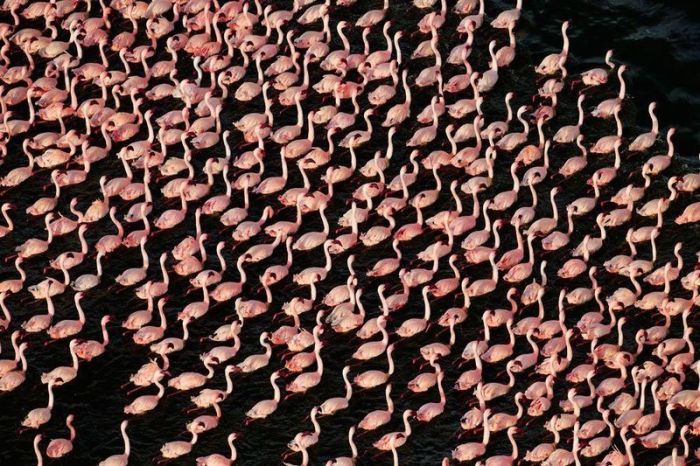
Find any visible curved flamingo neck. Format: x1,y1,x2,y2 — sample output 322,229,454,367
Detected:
70,343,79,370
34,436,43,466
120,422,130,457
402,411,412,437
618,67,626,100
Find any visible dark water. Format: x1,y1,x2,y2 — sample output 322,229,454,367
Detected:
0,1,699,466
528,0,700,158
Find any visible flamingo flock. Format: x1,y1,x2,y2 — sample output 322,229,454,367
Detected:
0,0,699,464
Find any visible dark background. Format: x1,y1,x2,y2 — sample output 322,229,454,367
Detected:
528,0,700,159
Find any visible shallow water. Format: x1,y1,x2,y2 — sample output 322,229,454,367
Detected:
527,0,700,158
0,1,699,465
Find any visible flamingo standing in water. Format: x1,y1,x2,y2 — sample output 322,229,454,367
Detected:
592,65,627,118
358,384,395,431
629,102,659,151
97,422,129,466
21,382,55,430
195,433,239,466
46,414,76,458
536,21,570,75
325,426,358,466
115,237,150,286
373,409,414,451
246,371,283,422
